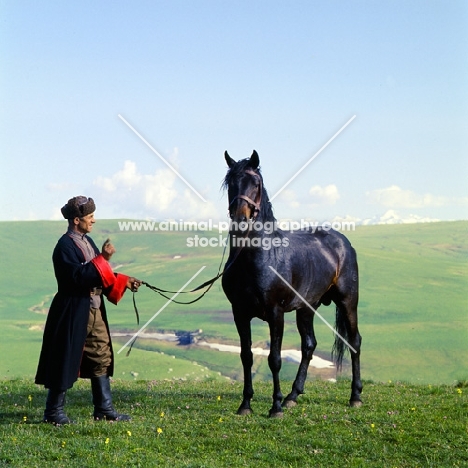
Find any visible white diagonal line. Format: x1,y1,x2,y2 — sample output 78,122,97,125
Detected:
118,114,207,202
117,266,206,354
268,266,357,354
270,115,356,201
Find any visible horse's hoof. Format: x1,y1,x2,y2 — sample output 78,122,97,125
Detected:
282,399,297,409
237,408,253,416
349,400,363,408
269,410,284,418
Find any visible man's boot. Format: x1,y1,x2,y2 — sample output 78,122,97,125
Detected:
43,389,72,425
91,375,130,421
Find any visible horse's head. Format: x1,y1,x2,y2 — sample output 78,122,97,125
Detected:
223,150,263,224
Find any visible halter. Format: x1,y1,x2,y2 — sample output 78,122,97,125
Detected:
228,169,262,220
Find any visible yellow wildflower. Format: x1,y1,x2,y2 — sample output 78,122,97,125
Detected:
157,427,163,435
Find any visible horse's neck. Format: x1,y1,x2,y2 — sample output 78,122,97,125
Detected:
252,214,277,236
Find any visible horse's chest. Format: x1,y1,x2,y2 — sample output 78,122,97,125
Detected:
222,269,266,307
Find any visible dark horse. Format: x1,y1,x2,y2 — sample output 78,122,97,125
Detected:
221,150,362,417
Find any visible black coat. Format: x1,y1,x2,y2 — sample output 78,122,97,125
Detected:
35,233,126,391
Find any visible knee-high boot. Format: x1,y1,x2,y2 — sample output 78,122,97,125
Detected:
91,375,130,421
43,389,72,425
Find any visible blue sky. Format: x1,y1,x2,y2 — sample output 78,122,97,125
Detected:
1,1,467,223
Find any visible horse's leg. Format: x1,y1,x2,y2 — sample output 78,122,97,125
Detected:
267,309,285,417
233,310,254,415
283,307,316,408
337,296,363,407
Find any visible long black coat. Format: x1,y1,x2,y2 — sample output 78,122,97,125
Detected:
35,233,127,391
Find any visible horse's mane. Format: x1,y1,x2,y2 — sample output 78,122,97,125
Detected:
222,158,276,224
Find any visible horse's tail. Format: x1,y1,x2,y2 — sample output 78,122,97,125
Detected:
331,305,348,371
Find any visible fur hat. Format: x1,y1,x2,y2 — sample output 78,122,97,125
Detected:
61,196,96,219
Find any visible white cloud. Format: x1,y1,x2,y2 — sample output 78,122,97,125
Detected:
275,189,300,208
366,185,468,209
278,184,340,209
143,169,178,211
91,159,218,220
308,184,340,205
94,160,142,192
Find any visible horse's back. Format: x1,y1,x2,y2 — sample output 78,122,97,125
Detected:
284,227,356,265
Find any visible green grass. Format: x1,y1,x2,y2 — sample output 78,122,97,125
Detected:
0,220,467,385
1,378,467,467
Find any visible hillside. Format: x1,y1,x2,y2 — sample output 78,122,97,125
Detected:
0,220,467,384
1,379,467,467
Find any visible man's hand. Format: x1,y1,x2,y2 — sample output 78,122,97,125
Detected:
127,277,142,292
101,238,116,261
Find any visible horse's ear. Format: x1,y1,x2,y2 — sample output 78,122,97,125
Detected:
225,151,236,168
249,150,259,169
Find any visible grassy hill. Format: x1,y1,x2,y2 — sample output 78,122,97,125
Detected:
0,220,467,385
1,379,467,467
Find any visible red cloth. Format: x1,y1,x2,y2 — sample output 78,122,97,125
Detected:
91,254,129,304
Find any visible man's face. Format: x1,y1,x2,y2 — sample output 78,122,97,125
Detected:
74,213,95,234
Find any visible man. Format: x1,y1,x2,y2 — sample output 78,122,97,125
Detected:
35,196,141,425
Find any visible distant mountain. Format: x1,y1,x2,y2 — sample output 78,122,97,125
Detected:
328,210,441,226
360,209,441,225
